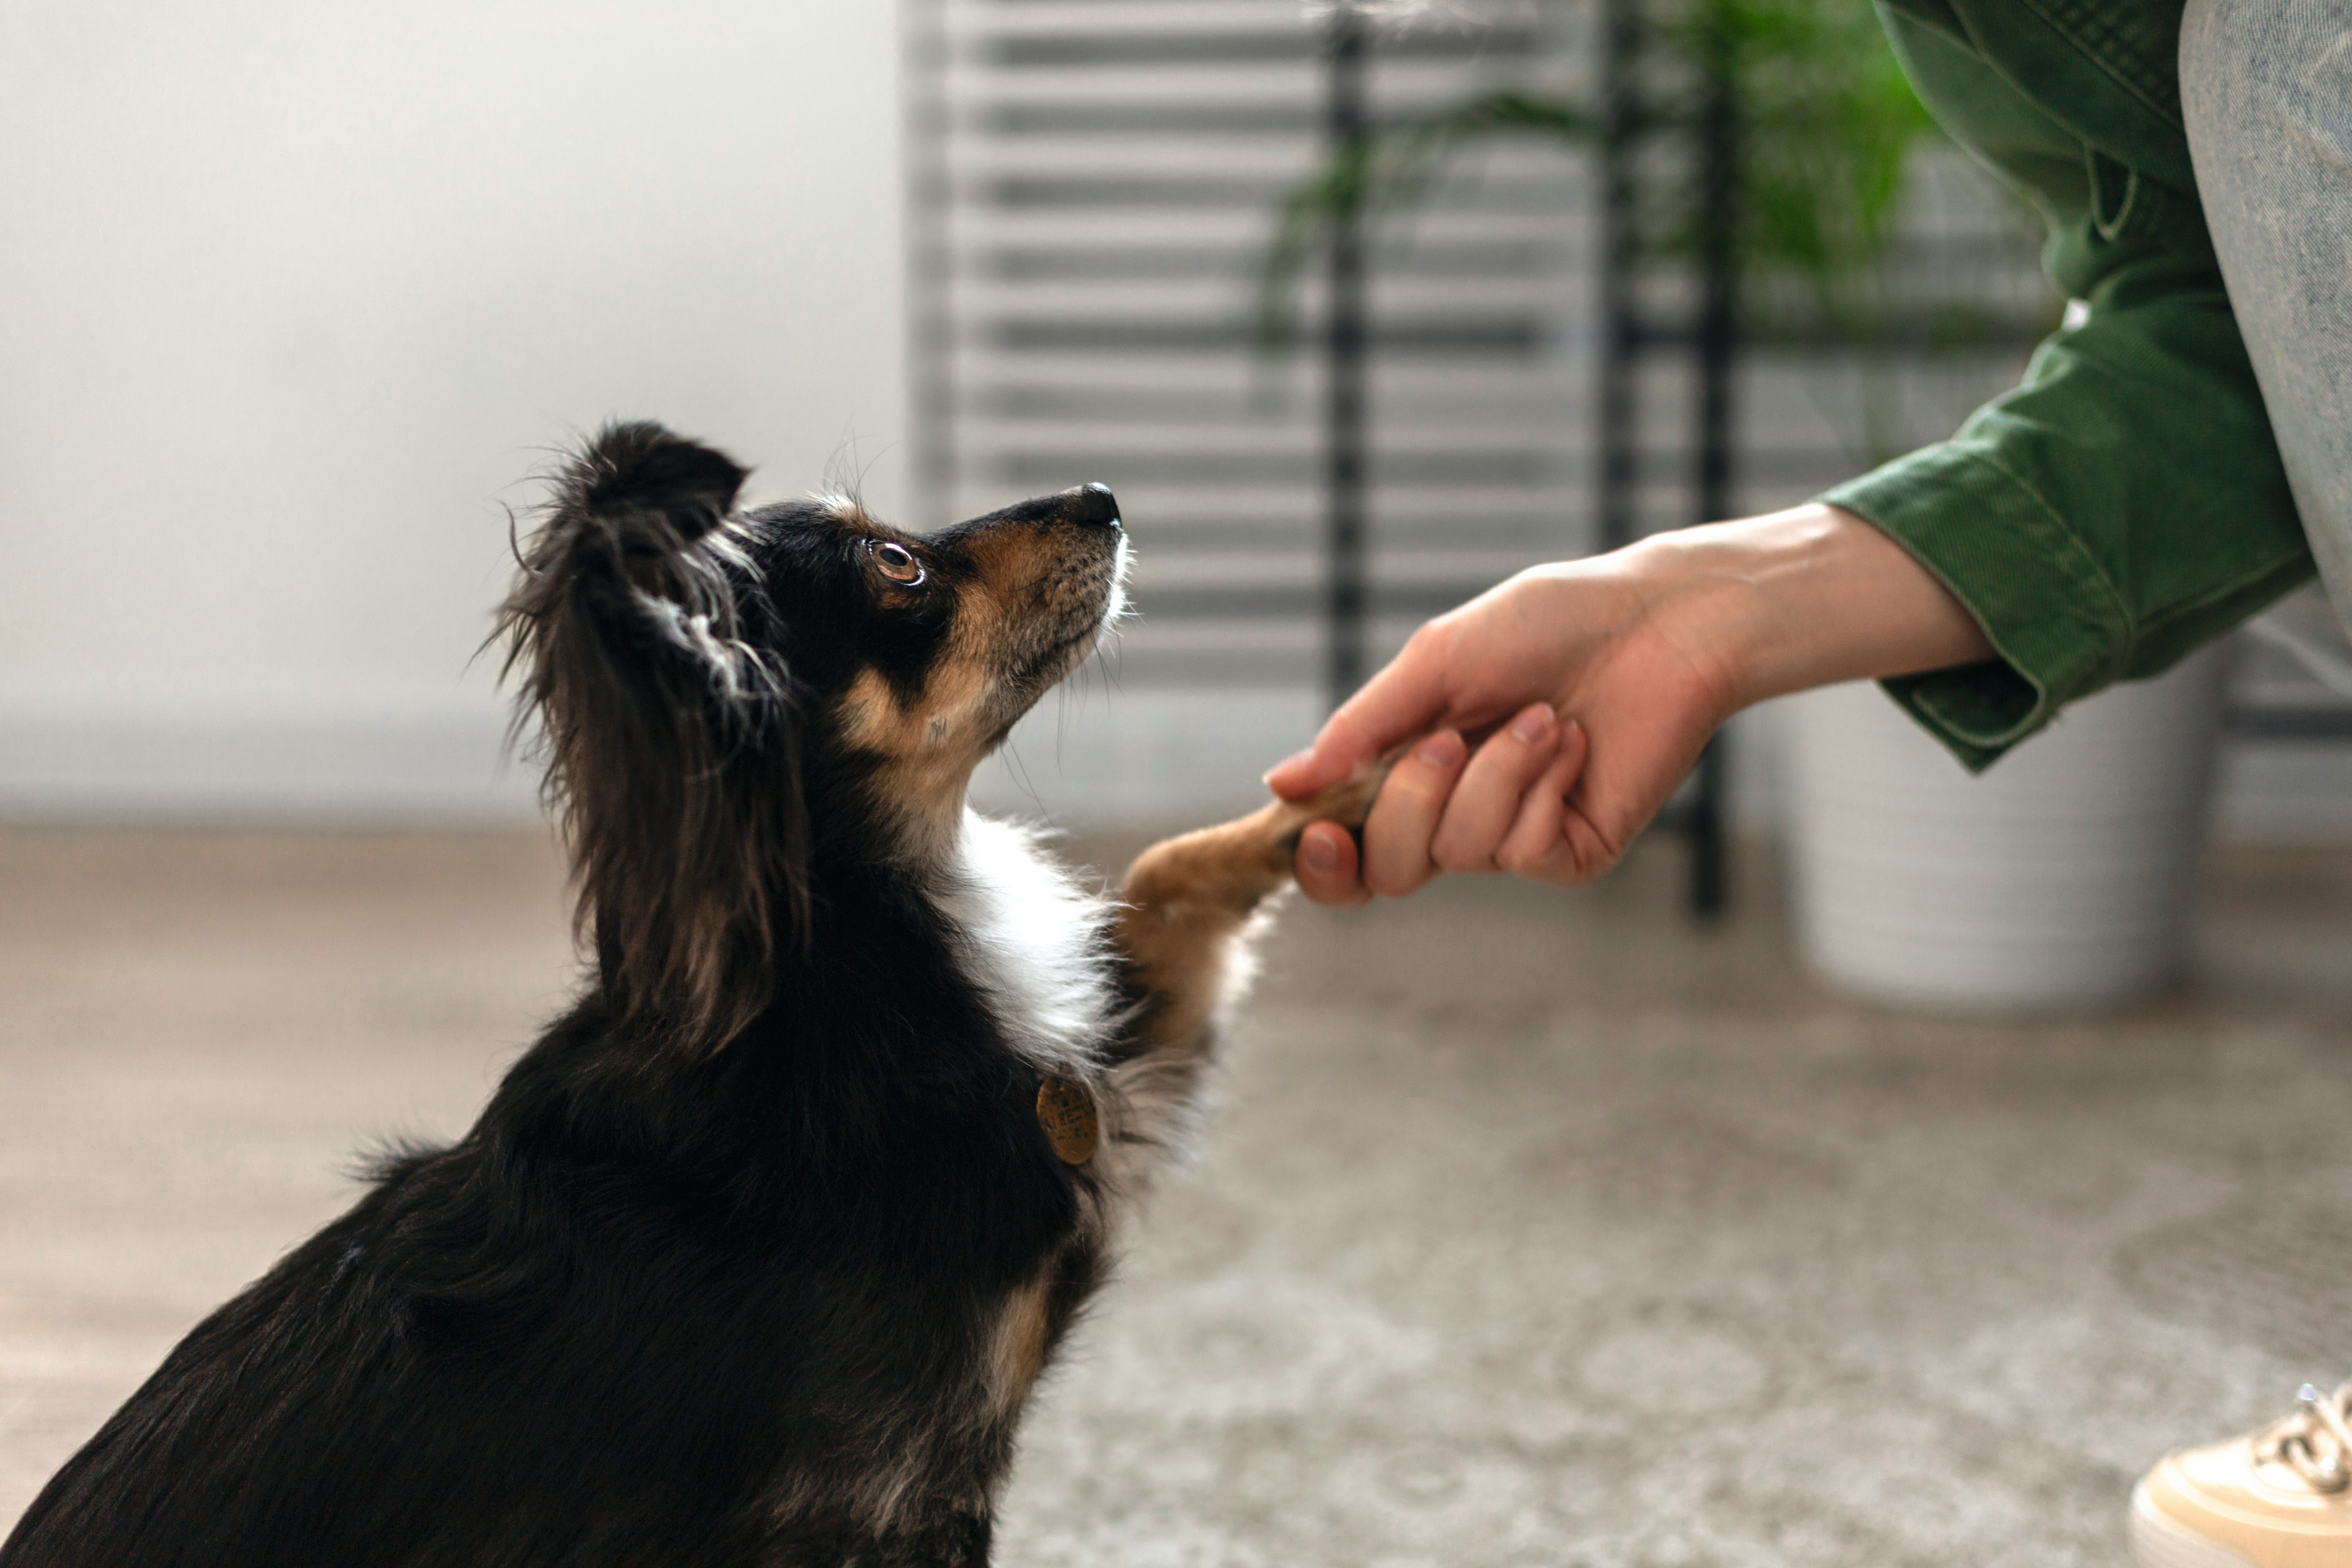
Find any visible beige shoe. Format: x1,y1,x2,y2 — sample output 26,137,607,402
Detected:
2132,1381,2352,1568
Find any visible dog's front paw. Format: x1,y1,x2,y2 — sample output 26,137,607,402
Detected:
1266,755,1393,863
1121,757,1391,916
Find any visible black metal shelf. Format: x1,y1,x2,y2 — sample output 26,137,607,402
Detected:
1597,0,1735,917
1315,0,1736,915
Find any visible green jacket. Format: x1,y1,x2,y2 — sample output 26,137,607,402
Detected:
1817,0,2314,768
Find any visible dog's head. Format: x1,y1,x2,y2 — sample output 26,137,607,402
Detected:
498,421,1126,1046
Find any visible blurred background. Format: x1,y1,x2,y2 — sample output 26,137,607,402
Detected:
6,3,2352,1564
6,0,2348,836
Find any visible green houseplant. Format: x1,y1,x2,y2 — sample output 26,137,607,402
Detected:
1257,0,1966,463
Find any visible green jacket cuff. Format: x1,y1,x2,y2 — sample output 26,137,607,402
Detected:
1817,442,2132,772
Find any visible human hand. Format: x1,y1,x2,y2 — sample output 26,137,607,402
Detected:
1266,551,1732,904
1264,505,1996,905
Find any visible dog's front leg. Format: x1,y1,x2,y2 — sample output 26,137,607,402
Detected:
1108,763,1385,1069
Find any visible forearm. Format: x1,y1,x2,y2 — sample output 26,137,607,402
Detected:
1624,502,1995,718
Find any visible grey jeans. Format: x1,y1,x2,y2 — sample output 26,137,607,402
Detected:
2182,0,2352,641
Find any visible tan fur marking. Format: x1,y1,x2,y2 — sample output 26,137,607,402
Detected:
981,1274,1054,1419
958,522,1059,596
838,660,995,841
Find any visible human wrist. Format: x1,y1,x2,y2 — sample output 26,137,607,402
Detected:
1624,504,1995,716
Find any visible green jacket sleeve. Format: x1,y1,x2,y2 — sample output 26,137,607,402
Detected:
1817,0,2312,770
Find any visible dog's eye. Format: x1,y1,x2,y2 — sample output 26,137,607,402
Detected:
869,541,925,587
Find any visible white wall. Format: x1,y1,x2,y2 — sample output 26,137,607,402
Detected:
0,0,907,823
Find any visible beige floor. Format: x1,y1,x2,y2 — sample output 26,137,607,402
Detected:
4,828,2351,1565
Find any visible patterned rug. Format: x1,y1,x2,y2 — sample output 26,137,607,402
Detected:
4,833,2349,1566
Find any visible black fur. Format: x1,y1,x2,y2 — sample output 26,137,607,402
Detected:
1,424,1135,1568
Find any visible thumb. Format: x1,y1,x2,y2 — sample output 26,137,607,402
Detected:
1265,631,1451,801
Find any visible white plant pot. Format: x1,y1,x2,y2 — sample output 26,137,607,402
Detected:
1780,646,2227,1017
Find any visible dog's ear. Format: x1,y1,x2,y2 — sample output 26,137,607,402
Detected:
497,421,808,1050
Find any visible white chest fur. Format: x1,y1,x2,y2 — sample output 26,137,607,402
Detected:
932,811,1119,1082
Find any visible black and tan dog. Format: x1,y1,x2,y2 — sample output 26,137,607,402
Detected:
0,423,1377,1568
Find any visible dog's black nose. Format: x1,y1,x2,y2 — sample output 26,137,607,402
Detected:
1071,482,1121,529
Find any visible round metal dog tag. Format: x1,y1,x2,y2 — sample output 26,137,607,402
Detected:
1036,1077,1099,1166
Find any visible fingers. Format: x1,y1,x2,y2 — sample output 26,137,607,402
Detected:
1288,710,1627,898
1556,753,1656,888
1492,729,1592,884
1262,747,1327,801
1291,821,1372,908
1359,729,1469,897
1265,626,1450,801
1548,717,1713,889
1427,703,1564,875
1290,706,1583,902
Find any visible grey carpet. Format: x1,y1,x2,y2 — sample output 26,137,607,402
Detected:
4,830,2349,1566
